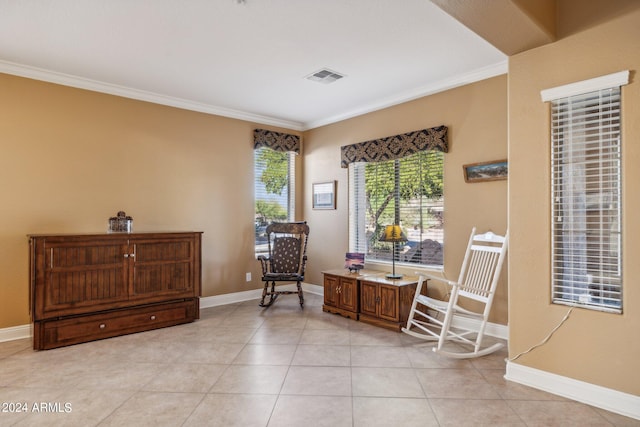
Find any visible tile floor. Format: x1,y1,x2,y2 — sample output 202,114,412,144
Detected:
0,293,638,426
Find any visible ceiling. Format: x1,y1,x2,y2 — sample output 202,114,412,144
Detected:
0,0,507,131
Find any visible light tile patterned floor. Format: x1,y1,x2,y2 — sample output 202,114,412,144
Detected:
0,293,638,426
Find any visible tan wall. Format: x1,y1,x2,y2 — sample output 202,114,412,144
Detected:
303,75,509,324
508,7,640,394
0,73,301,328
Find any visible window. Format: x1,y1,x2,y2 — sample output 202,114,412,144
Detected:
349,151,444,268
543,71,628,313
254,146,295,256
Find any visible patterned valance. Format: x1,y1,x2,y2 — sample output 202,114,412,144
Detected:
340,126,448,168
254,129,301,154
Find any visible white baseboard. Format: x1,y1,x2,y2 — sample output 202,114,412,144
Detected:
450,316,509,340
0,324,32,343
199,283,323,309
506,361,640,420
424,308,509,341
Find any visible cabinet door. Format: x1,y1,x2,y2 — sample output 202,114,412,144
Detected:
35,237,129,319
130,237,195,299
359,281,378,317
323,275,338,307
378,284,399,321
339,277,358,312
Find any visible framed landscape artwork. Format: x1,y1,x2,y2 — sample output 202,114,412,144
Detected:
463,159,508,183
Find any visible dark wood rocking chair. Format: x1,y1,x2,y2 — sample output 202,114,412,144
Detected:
257,221,309,308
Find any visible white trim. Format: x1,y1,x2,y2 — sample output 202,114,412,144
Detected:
0,58,506,132
305,60,508,130
0,324,32,343
199,289,263,308
199,283,324,309
506,361,640,421
541,70,629,102
0,59,305,131
451,316,509,340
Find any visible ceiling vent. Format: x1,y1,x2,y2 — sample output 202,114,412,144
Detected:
305,68,345,84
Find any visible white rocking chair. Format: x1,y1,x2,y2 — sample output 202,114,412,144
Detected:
402,228,508,358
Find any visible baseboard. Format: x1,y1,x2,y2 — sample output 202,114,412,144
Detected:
506,361,640,420
424,308,509,341
450,316,509,340
0,324,32,343
199,282,324,309
199,289,263,308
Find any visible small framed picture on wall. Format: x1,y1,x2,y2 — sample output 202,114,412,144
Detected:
463,159,508,183
312,181,336,209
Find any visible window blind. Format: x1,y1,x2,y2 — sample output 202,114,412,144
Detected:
550,87,622,313
254,147,295,256
349,151,444,268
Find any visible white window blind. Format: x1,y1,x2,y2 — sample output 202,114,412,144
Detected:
349,151,444,268
254,147,295,256
548,74,626,313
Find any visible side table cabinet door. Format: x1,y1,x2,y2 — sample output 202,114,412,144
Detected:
359,282,378,317
378,284,399,321
339,277,357,312
324,275,338,307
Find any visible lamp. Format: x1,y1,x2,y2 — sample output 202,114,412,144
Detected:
379,224,407,279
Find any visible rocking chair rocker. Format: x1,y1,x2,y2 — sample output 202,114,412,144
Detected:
402,228,508,358
257,221,309,308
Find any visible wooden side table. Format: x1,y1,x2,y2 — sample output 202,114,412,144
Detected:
358,275,420,331
321,269,422,332
322,269,378,320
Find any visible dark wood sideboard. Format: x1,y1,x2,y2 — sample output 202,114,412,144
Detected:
322,269,423,331
29,231,202,350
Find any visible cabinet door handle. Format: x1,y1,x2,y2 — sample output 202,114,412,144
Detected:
376,296,381,303
124,254,129,258
150,315,156,321
99,323,106,329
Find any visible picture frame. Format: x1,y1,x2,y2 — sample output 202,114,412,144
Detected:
463,159,508,183
312,181,336,209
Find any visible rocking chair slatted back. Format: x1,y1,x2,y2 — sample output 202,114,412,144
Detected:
455,232,507,303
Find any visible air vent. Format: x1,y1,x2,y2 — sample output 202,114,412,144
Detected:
305,68,345,84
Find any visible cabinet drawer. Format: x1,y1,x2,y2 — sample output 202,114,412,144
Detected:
34,299,198,350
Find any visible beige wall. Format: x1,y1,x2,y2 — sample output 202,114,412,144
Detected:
0,73,301,328
0,72,508,329
508,6,640,395
303,75,509,324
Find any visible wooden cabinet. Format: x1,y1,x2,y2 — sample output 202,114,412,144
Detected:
29,232,202,350
322,272,358,319
360,282,400,322
358,276,421,331
322,269,421,331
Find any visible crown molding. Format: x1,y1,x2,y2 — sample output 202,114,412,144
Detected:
1,59,508,133
0,60,305,131
303,60,509,130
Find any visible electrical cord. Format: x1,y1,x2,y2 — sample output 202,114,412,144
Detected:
507,307,574,362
